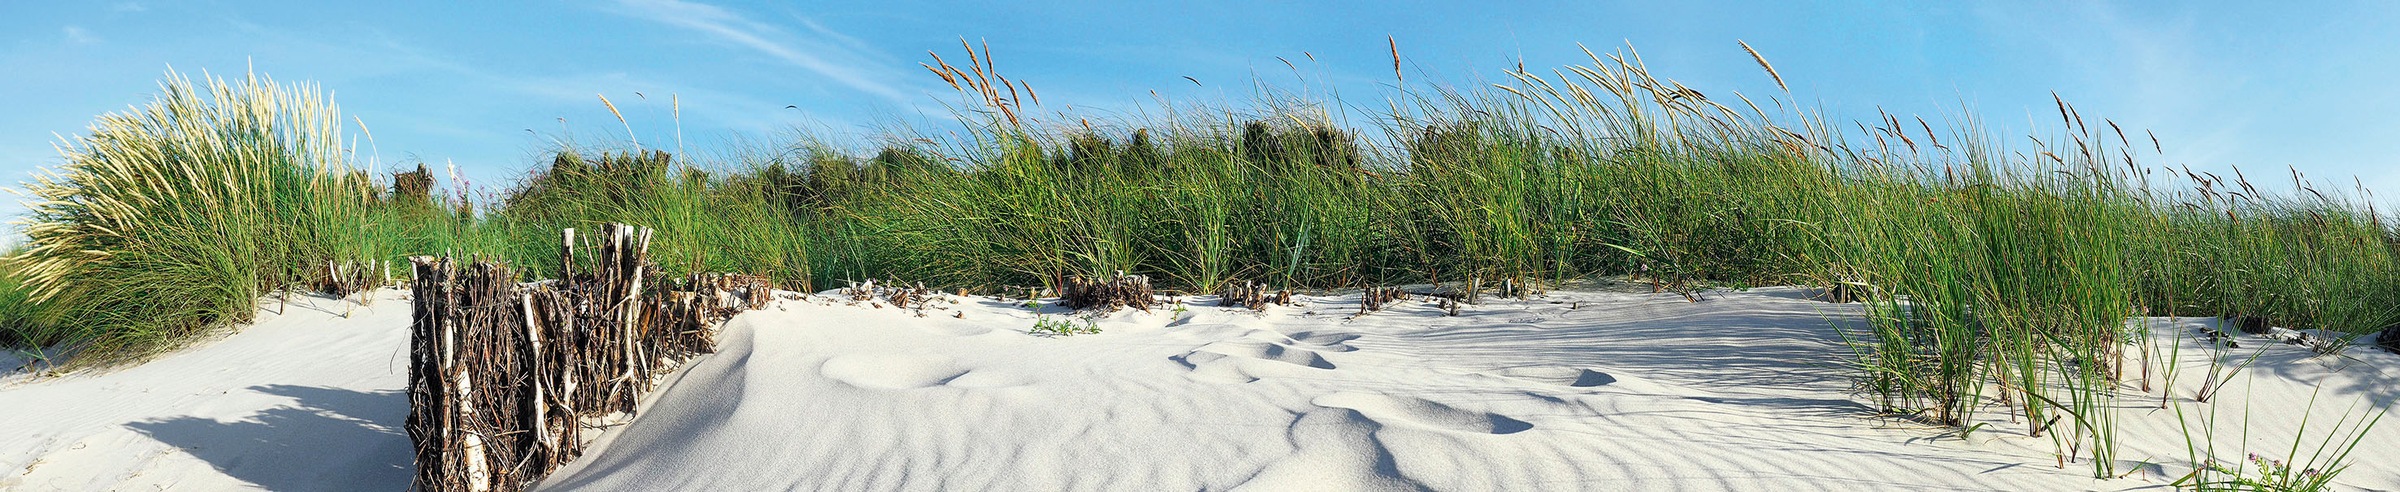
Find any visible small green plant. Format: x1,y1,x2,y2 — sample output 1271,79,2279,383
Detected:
1955,422,1991,441
2181,452,2361,492
2173,382,2386,491
1028,315,1100,336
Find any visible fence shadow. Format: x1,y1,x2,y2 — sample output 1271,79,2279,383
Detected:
125,384,412,491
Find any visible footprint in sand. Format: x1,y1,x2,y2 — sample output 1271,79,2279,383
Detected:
940,370,1029,389
1173,339,1339,384
1175,352,1262,384
1312,392,1533,435
1279,330,1361,352
1495,366,1617,387
820,354,1018,389
1195,339,1336,369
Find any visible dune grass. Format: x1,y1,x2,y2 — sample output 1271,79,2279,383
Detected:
3,44,2395,482
0,251,61,350
5,70,483,364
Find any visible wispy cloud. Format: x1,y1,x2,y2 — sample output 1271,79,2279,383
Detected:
62,26,99,44
112,3,148,13
211,14,820,144
607,0,913,103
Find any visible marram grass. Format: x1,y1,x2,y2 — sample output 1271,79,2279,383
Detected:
8,69,478,364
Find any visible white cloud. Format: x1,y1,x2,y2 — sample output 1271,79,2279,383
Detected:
62,26,98,44
607,0,914,103
112,3,148,13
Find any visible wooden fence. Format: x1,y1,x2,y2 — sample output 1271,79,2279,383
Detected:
406,224,770,492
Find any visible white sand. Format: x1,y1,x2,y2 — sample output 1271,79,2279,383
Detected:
5,286,2395,491
538,287,2400,491
0,290,414,491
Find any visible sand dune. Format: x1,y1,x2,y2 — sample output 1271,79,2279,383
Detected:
541,287,2400,491
5,287,2394,490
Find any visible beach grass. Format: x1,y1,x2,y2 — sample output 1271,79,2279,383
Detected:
3,70,491,364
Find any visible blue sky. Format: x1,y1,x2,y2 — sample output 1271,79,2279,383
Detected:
4,1,2398,222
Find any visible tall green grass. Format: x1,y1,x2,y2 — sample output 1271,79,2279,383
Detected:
6,70,482,364
492,147,812,286
0,251,61,349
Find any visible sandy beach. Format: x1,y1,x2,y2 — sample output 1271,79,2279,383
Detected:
0,291,414,491
11,286,2387,490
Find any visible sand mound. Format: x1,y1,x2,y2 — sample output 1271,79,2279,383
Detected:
537,287,2400,490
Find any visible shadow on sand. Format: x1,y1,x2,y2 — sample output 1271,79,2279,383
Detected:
125,384,412,491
